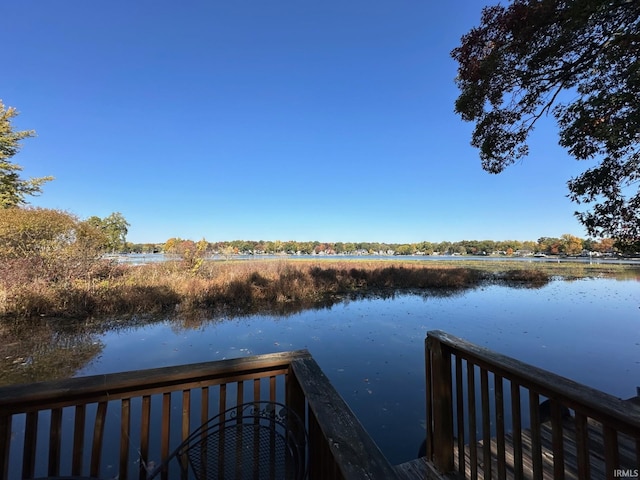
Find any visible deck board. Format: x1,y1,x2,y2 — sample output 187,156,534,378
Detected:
451,418,636,479
394,456,464,480
394,401,639,480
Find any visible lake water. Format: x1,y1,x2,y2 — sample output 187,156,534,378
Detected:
112,252,640,266
2,276,639,466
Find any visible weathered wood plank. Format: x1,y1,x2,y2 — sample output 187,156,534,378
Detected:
269,375,276,403
0,414,9,480
394,457,428,479
510,381,523,480
182,389,190,442
90,401,107,477
427,331,640,435
120,398,130,480
455,356,465,475
394,456,464,479
494,375,506,479
481,368,491,480
550,400,565,480
253,378,260,403
48,407,62,476
237,380,244,411
574,412,590,479
140,395,151,480
290,357,400,479
308,412,328,479
431,339,454,471
467,361,477,480
201,386,209,433
0,350,312,413
603,425,620,473
160,392,170,480
426,339,434,462
219,383,227,413
235,381,244,475
0,351,328,479
452,416,638,479
428,331,640,479
22,411,38,479
71,404,85,475
286,363,307,471
529,391,542,480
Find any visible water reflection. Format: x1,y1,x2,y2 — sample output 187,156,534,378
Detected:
0,316,164,386
0,318,103,385
171,286,474,331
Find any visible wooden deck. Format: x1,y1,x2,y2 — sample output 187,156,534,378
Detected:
395,456,463,479
395,401,640,480
424,330,640,480
452,416,639,479
0,350,400,479
2,331,640,479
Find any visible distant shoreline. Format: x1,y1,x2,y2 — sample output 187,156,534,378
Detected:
107,252,640,266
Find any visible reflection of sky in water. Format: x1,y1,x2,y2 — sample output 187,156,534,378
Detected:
75,278,640,465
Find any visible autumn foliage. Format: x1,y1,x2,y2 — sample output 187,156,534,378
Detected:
0,208,125,316
0,255,484,318
4,247,637,320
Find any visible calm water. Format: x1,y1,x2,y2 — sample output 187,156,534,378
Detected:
2,277,639,465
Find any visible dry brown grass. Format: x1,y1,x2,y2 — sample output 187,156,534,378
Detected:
0,259,482,318
1,258,637,319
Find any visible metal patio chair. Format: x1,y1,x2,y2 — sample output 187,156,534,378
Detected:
148,401,307,480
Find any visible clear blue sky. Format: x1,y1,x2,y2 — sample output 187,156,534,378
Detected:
2,1,591,244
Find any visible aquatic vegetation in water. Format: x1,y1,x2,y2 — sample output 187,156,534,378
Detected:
0,258,636,319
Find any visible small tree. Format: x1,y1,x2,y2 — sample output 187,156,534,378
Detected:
560,233,583,255
0,100,53,208
164,237,210,272
0,208,108,283
86,212,130,252
102,212,129,252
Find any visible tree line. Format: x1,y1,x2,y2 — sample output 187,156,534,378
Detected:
127,234,620,257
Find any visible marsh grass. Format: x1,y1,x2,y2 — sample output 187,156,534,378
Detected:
0,258,637,319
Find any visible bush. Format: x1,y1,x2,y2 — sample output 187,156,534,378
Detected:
0,207,109,282
0,208,125,316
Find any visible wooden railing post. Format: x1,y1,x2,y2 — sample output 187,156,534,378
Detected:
426,330,640,478
0,414,10,480
427,335,454,472
286,364,307,473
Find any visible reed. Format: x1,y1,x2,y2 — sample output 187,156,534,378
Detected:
0,258,637,319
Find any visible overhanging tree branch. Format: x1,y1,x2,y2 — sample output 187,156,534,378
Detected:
452,0,640,244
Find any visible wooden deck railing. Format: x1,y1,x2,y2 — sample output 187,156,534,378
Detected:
289,356,399,479
0,350,398,480
425,330,640,479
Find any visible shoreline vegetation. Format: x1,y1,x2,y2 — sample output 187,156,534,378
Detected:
2,210,637,321
1,258,637,320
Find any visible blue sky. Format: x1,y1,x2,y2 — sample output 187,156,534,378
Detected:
2,1,591,244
